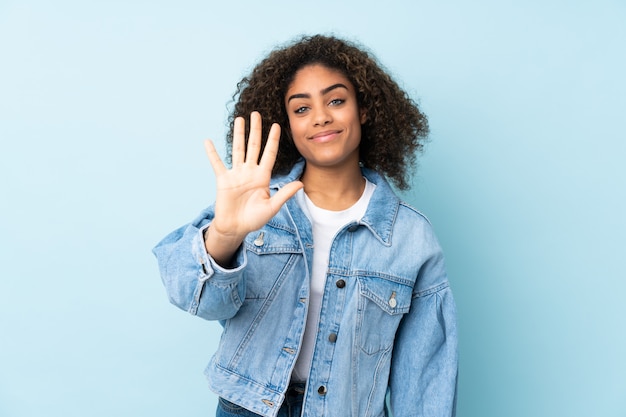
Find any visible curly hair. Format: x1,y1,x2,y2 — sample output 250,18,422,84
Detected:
226,34,429,190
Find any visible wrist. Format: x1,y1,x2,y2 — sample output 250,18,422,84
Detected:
203,225,245,268
204,224,245,246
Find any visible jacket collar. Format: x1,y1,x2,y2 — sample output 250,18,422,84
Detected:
271,160,400,246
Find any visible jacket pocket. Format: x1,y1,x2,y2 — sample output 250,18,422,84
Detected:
356,276,413,355
242,224,301,300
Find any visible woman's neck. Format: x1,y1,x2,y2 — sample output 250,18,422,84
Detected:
300,164,365,211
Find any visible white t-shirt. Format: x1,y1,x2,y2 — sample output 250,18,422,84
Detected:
291,178,376,382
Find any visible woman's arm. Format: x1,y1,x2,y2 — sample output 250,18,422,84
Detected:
152,206,248,321
153,112,302,320
388,240,458,417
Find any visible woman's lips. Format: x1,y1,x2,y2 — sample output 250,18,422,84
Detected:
309,130,341,143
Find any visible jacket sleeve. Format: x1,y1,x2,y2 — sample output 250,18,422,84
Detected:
388,236,458,417
152,206,248,321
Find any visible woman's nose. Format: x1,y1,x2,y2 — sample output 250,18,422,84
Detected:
313,107,332,126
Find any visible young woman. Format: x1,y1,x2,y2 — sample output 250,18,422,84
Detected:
153,35,458,417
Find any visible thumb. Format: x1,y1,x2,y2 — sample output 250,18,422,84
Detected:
269,181,304,213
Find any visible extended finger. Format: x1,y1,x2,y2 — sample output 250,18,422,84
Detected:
259,122,281,171
232,116,245,166
204,139,227,175
245,111,263,164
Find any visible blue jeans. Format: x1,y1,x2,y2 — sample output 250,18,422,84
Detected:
216,383,305,417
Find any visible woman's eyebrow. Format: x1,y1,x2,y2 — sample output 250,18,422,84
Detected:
287,83,349,103
321,83,348,95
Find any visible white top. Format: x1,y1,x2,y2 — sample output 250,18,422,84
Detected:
291,178,376,382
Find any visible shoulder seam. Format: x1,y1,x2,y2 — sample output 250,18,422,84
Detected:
398,201,433,225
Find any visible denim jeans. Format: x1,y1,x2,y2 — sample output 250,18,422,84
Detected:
216,383,305,417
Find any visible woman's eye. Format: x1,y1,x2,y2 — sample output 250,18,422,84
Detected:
329,98,344,106
294,106,308,114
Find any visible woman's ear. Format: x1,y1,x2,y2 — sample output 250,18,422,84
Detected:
360,108,367,124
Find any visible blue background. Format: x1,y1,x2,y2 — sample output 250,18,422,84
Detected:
1,1,624,416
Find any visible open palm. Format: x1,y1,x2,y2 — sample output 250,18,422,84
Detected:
204,111,303,241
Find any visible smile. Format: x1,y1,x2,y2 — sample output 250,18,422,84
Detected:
309,130,341,143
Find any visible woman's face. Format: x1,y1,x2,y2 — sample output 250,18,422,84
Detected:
284,64,366,172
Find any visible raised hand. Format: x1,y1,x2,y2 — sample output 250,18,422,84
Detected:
203,112,303,265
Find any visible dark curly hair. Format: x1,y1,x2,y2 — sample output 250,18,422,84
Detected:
227,34,429,190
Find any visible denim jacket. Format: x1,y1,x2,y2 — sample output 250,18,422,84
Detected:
153,161,458,417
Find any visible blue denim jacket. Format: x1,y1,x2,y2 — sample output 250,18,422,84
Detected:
153,161,458,417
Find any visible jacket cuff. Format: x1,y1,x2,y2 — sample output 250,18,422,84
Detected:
194,224,247,284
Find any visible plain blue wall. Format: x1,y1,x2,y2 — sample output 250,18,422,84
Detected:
1,1,624,416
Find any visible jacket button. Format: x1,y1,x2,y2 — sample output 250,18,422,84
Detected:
347,225,359,232
328,333,337,343
336,279,346,288
317,385,327,395
253,232,264,246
